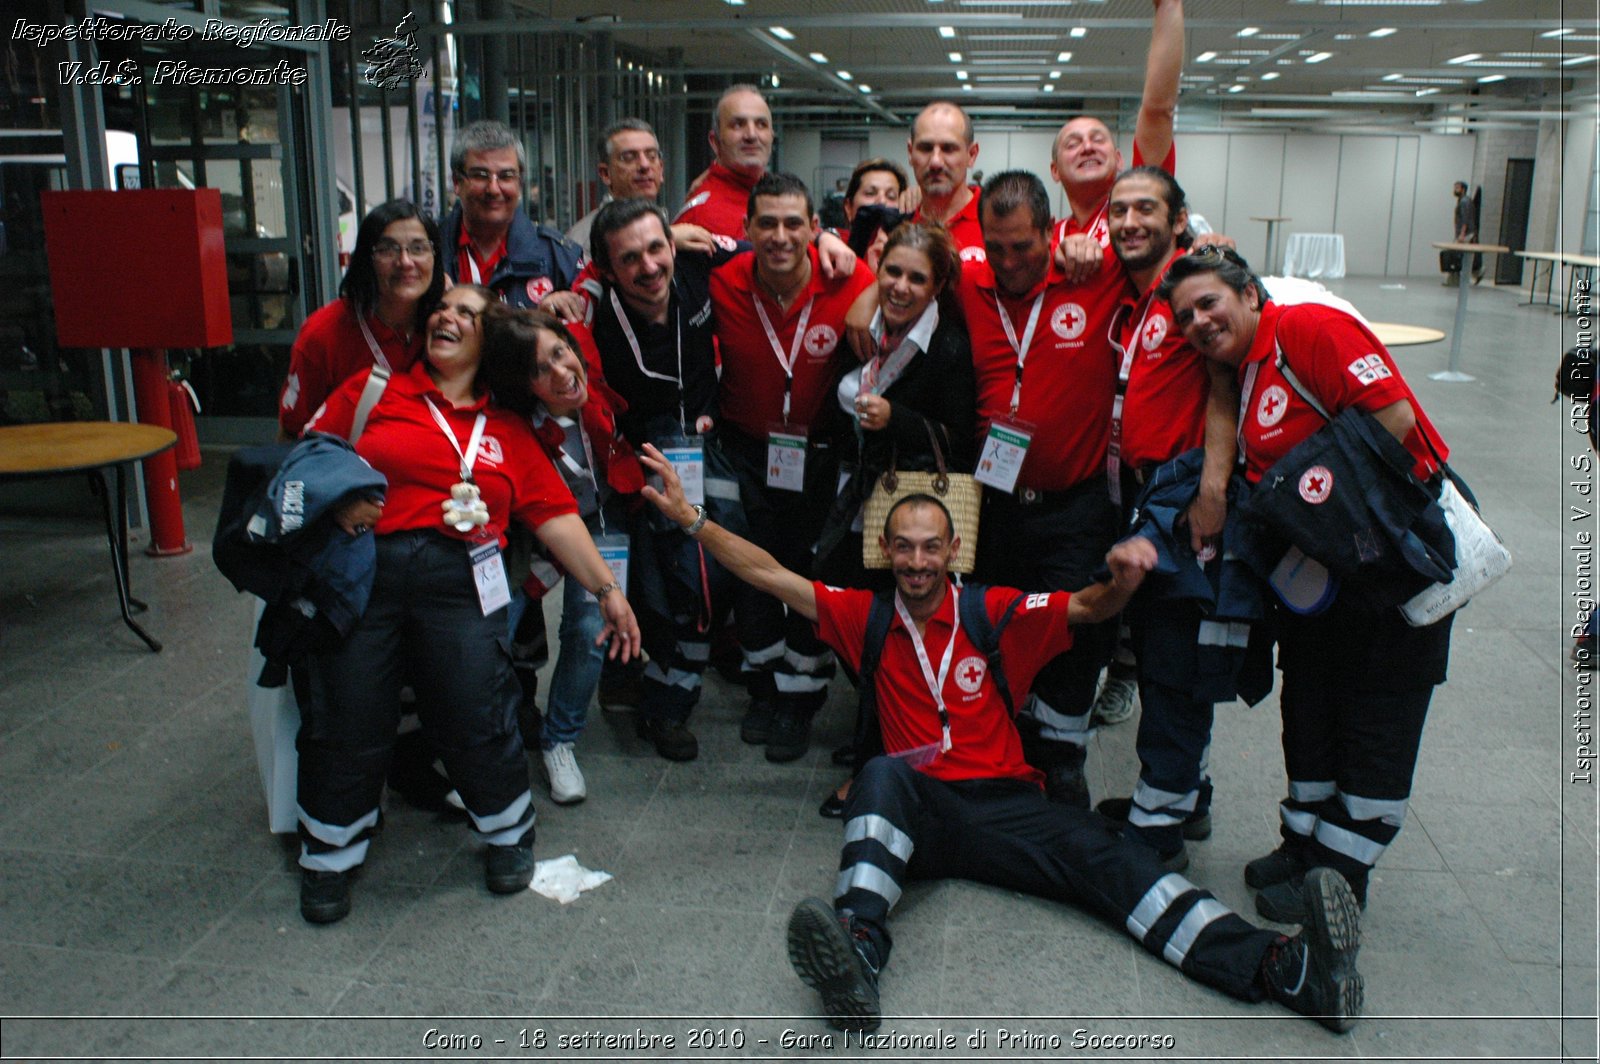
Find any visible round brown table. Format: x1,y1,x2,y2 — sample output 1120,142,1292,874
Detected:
1368,323,1446,348
0,421,178,651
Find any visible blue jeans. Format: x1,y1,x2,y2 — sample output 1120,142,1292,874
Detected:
541,574,606,748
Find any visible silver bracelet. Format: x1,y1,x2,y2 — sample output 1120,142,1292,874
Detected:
593,580,622,600
682,504,708,538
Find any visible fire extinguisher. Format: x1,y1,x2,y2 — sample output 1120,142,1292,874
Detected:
168,374,202,471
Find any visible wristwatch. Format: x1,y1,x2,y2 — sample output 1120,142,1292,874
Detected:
682,504,708,538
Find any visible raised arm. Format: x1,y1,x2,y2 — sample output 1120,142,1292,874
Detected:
1066,536,1158,625
1134,0,1182,169
637,444,819,622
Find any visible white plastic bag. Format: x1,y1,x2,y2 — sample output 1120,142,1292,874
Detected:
247,598,300,834
1400,478,1512,627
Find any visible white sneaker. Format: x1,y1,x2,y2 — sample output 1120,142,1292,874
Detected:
1091,675,1139,726
542,742,587,804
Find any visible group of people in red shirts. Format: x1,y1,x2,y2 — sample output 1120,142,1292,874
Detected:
274,0,1464,1035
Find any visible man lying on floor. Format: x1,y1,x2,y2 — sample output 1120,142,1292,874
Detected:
637,443,1364,1034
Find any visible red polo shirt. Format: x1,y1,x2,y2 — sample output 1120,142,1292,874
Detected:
1114,251,1210,470
280,299,422,438
306,360,576,547
710,245,875,439
962,257,1119,492
675,161,763,241
813,582,1076,785
914,185,987,263
455,225,508,288
1236,301,1448,484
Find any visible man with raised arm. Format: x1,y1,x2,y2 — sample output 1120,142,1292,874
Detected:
635,443,1366,1037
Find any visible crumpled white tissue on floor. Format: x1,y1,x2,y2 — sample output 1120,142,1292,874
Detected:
529,854,612,903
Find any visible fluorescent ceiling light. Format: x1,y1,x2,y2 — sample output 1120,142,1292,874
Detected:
1542,28,1574,38
1057,51,1072,61
808,52,828,63
974,74,1046,81
956,69,968,79
1305,51,1332,63
1382,72,1402,80
1049,69,1061,79
1260,71,1280,80
1447,53,1482,64
769,26,795,40
1227,84,1246,93
837,70,853,80
1459,60,1546,67
1334,33,1355,40
858,84,871,93
962,84,972,91
1070,27,1087,38
939,25,956,38
1196,51,1217,62
1238,26,1259,36
1477,74,1506,82
721,0,744,6
1043,83,1056,92
949,51,963,61
1562,55,1598,65
1369,27,1396,37
1415,87,1440,96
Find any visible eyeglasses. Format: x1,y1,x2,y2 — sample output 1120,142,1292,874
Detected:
461,167,522,186
373,239,435,261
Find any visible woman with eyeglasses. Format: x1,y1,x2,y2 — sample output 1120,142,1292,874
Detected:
279,199,444,440
1158,247,1455,924
295,283,641,925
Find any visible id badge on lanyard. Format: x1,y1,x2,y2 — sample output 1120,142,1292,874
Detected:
766,424,808,492
661,435,705,506
975,418,1034,494
469,542,512,616
588,532,631,602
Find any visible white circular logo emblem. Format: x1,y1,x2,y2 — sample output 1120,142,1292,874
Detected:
478,436,505,465
803,324,839,358
1051,302,1087,340
1256,384,1289,428
1141,314,1168,353
524,277,553,303
954,655,987,694
1298,465,1333,504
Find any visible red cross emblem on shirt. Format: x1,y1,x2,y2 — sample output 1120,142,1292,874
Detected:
954,654,988,694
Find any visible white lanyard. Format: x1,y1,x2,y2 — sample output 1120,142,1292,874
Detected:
552,414,610,536
894,586,958,754
609,287,688,434
424,397,488,482
356,315,395,374
994,291,1044,416
1237,358,1263,463
752,290,816,423
1104,299,1148,507
464,248,485,286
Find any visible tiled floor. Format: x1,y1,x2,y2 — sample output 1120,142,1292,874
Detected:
2,274,1595,1061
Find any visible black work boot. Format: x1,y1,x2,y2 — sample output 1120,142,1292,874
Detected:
1245,840,1309,890
300,867,354,924
1261,867,1364,1032
786,898,884,1032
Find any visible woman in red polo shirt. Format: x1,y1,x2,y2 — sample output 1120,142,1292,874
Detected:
296,284,640,926
279,200,444,439
1159,247,1454,926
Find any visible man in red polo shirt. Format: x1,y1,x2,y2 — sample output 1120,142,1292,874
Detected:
710,172,874,762
1050,0,1183,247
1093,166,1246,870
965,170,1125,808
634,444,1367,1037
906,101,986,260
676,84,774,241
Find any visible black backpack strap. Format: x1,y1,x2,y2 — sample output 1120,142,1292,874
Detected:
958,582,1025,716
850,590,896,774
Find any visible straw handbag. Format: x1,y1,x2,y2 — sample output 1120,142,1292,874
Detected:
862,423,981,573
